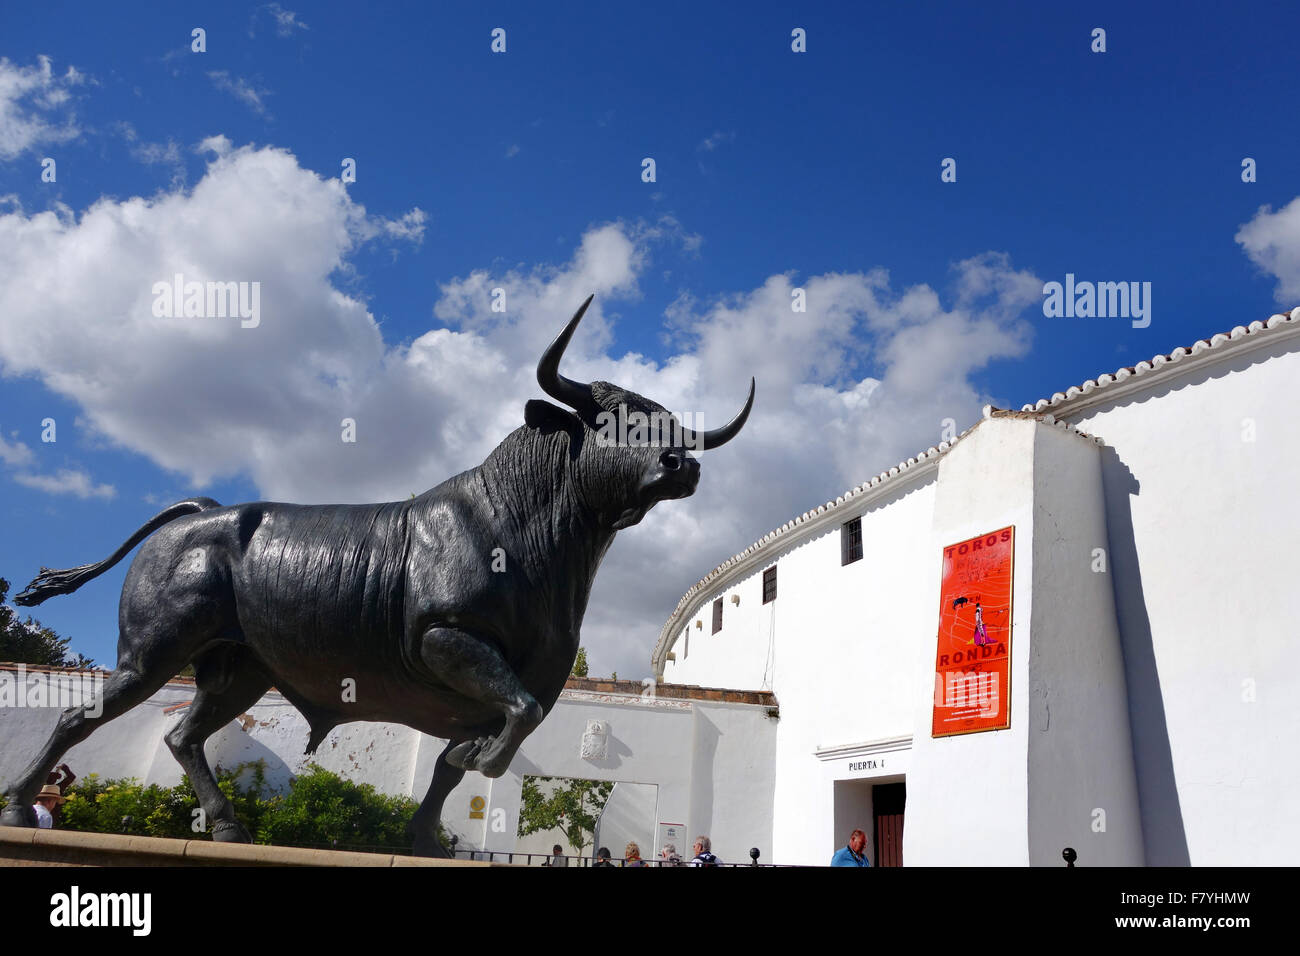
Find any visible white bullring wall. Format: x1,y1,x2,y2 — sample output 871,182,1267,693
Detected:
904,417,1038,865
908,416,1142,866
1053,327,1300,866
1024,423,1143,867
665,470,940,865
656,315,1298,866
0,669,777,864
664,416,1147,866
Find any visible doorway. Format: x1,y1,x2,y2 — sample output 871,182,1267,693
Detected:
872,781,906,867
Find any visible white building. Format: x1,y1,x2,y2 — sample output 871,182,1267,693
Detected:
655,307,1300,867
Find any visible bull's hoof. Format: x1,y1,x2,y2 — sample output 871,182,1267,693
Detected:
211,819,252,843
445,737,511,778
445,738,484,771
0,802,36,828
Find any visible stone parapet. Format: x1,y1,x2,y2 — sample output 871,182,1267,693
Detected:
0,826,500,867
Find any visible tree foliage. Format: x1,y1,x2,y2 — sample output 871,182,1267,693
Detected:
570,646,588,678
517,776,614,855
0,577,95,668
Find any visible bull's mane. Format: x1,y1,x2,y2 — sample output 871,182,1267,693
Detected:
473,392,670,570
474,402,598,556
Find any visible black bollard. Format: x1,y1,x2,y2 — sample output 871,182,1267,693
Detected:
1062,847,1077,867
750,847,760,866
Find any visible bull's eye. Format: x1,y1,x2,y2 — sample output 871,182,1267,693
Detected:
660,451,682,471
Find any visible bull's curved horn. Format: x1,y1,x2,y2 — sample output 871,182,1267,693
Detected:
537,295,600,417
681,378,755,451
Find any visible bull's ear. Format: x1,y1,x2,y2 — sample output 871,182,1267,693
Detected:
525,399,580,433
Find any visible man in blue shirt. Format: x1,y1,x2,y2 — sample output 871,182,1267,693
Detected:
831,829,871,866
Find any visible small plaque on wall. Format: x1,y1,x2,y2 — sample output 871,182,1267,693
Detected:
932,526,1014,737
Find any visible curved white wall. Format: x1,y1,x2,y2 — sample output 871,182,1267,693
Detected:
1060,330,1300,865
665,472,941,865
658,321,1299,866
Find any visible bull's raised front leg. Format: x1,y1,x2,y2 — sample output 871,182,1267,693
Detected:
418,626,543,778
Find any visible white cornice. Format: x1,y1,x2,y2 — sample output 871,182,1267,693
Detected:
815,735,913,761
560,689,692,710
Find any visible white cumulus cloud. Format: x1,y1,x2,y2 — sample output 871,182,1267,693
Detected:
1236,196,1300,305
0,432,35,467
0,56,86,159
12,468,115,499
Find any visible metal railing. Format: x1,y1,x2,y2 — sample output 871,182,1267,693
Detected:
104,821,790,864
448,848,789,867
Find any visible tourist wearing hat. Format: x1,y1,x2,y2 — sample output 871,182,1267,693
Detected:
32,784,67,829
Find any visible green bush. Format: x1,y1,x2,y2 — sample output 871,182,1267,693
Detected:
59,773,199,839
255,764,422,850
4,761,433,852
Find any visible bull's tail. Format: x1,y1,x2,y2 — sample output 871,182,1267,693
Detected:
14,497,223,607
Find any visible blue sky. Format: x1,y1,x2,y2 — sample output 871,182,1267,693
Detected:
2,1,1299,677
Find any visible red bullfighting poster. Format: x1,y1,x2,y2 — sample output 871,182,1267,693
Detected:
932,526,1014,736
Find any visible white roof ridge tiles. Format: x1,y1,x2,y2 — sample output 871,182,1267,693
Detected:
1022,306,1300,413
652,308,1298,672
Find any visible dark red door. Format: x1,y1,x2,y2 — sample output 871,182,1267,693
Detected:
872,782,906,867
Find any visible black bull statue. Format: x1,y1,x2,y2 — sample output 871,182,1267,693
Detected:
0,296,753,855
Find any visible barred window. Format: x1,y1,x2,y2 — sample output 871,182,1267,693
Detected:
842,517,863,565
712,598,723,634
762,566,777,604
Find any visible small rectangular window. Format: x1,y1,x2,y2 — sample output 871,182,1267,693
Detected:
762,566,777,604
842,517,863,565
712,598,723,634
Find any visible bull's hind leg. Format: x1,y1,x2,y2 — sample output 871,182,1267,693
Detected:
164,646,271,843
419,626,543,778
1,662,173,827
